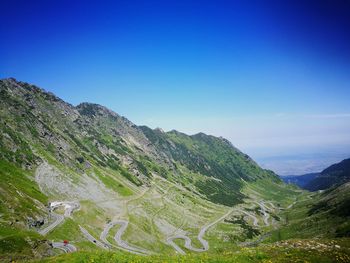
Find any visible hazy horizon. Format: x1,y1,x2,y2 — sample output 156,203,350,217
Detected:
1,0,349,174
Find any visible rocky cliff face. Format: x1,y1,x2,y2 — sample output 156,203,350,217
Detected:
0,78,280,206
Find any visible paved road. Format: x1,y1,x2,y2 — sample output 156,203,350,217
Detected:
241,232,272,247
167,209,233,254
166,235,204,255
100,220,150,255
114,220,151,255
80,190,152,255
79,225,110,250
287,201,297,209
99,222,114,247
63,202,80,217
39,213,65,236
38,201,79,236
256,202,270,226
52,242,77,253
38,201,79,254
238,209,259,227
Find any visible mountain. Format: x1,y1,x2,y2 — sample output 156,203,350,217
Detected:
0,78,297,260
267,181,350,242
281,158,350,191
280,173,319,188
1,78,349,262
0,78,279,206
304,158,350,191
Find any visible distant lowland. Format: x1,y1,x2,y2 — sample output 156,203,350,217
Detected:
257,152,350,175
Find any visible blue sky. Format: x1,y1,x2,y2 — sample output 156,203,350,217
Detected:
1,0,350,173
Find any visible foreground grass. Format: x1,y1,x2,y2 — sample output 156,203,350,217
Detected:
35,238,350,263
0,224,50,262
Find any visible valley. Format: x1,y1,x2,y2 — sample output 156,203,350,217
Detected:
0,78,349,262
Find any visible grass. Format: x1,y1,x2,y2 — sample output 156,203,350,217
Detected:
34,238,350,263
0,160,48,222
243,178,299,207
92,167,133,196
0,224,48,262
264,187,350,243
47,218,84,242
2,80,350,262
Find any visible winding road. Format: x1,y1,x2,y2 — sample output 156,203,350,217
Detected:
256,201,270,226
237,209,259,227
113,221,150,255
167,209,234,254
52,242,77,253
38,201,80,253
39,213,65,236
79,225,110,250
106,220,151,255
81,189,152,255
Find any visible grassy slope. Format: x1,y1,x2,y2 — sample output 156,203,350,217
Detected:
0,225,50,262
140,126,281,206
0,160,50,261
1,79,349,262
35,182,350,262
305,158,350,191
266,183,350,242
37,238,350,263
0,160,47,221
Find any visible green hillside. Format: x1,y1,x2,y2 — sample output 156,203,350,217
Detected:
0,78,349,262
305,158,350,191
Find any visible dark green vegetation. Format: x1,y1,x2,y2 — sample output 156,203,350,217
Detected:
0,160,50,261
225,216,260,240
281,173,319,188
0,78,350,262
0,160,47,222
305,158,350,191
0,78,280,207
266,183,350,243
140,126,279,206
0,225,51,262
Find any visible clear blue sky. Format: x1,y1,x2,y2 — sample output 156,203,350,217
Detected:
1,0,350,170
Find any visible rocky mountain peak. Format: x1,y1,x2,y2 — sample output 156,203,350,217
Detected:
76,102,120,118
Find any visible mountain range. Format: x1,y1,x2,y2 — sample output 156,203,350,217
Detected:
281,158,350,191
0,78,349,262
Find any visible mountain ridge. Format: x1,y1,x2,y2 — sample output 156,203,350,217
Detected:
305,158,350,191
281,158,350,191
280,173,319,188
1,77,283,204
1,78,348,262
